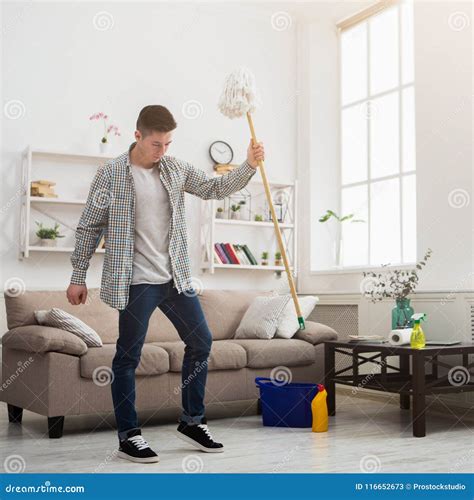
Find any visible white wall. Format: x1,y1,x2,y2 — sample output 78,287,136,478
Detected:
1,1,472,339
0,1,299,331
298,0,473,296
414,1,473,293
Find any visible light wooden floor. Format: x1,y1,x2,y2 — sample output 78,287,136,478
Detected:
1,389,472,473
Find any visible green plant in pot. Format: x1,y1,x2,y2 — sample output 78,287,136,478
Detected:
361,248,433,329
254,214,263,222
35,221,65,247
274,251,282,266
261,251,269,266
318,209,365,268
216,207,225,219
230,204,241,220
237,200,246,220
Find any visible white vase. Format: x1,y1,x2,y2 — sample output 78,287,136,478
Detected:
99,141,109,155
334,237,343,268
230,212,239,220
39,239,57,247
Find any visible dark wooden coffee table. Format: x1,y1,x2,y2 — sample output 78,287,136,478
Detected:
324,340,474,437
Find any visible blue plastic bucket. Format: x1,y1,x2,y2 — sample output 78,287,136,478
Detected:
255,377,319,428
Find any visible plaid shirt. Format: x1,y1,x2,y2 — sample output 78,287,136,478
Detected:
70,141,257,310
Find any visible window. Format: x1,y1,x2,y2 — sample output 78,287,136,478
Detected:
339,0,416,267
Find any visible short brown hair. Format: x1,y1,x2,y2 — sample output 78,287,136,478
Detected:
136,105,177,136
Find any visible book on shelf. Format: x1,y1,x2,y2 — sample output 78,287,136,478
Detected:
234,244,251,265
213,243,259,266
221,243,233,263
241,244,258,265
214,243,229,264
224,243,240,264
213,246,221,264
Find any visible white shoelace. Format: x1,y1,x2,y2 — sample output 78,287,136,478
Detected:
128,435,150,451
197,424,214,441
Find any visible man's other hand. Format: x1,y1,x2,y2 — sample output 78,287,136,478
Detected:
67,284,88,305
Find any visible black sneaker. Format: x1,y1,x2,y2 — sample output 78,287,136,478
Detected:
117,428,159,463
175,417,224,453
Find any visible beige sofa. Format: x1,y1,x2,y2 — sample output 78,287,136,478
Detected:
1,288,337,438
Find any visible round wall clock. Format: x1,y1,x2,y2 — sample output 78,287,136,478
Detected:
209,140,233,164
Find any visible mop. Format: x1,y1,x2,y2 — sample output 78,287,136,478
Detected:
218,67,305,330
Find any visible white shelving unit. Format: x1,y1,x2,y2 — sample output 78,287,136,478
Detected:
200,179,298,274
19,147,299,275
19,146,113,259
30,197,88,205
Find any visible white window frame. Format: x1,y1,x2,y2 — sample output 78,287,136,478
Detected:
338,1,416,269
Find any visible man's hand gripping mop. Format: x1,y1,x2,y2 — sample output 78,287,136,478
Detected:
218,67,305,330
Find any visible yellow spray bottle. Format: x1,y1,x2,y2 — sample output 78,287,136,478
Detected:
311,384,328,432
410,313,427,349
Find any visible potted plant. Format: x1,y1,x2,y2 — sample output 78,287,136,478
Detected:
89,112,121,154
261,251,269,266
230,204,241,220
361,248,433,329
254,214,263,222
216,207,225,219
274,251,282,266
35,221,65,247
237,200,247,220
319,210,365,268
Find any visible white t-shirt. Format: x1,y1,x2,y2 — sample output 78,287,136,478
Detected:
130,163,173,285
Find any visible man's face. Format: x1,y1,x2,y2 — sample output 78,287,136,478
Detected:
135,130,173,163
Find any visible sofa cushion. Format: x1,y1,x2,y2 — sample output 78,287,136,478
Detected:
293,321,338,345
3,287,278,344
4,288,119,343
80,344,169,379
228,339,315,368
1,325,88,356
197,289,274,340
152,340,247,372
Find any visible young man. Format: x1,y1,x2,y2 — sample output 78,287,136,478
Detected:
66,105,264,463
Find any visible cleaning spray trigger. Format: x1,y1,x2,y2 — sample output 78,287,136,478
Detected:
411,313,426,323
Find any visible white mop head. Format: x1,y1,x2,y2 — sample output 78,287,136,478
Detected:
218,67,261,119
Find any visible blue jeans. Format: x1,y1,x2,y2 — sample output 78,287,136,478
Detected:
111,280,212,440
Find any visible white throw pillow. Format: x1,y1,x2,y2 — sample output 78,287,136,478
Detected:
275,296,319,339
235,295,291,340
34,308,103,347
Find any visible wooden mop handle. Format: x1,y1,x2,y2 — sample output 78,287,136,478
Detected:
246,112,305,330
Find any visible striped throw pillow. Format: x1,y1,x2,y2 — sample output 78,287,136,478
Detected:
34,308,103,347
